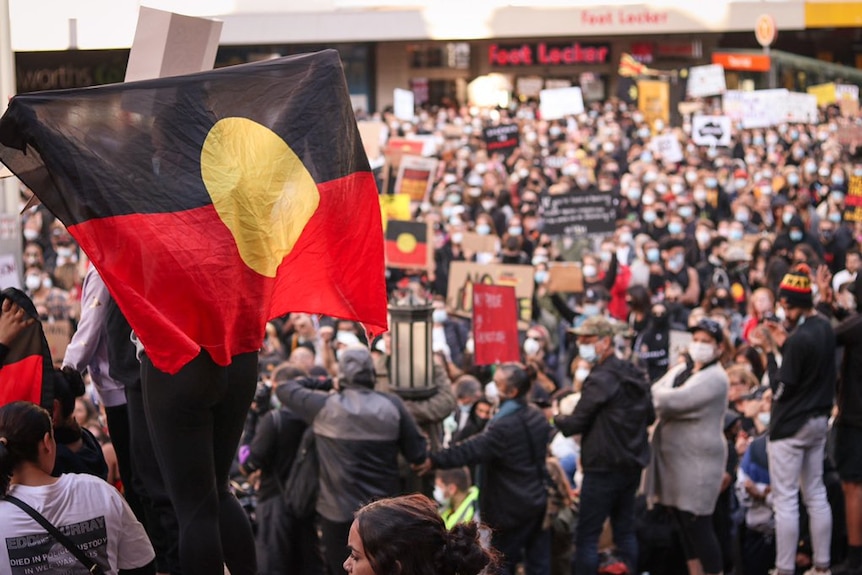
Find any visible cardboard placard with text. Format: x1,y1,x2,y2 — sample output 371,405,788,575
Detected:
472,284,520,366
461,231,499,254
43,319,72,368
395,155,438,202
546,263,584,294
447,262,534,329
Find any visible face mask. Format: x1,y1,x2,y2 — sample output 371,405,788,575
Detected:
443,173,457,184
600,252,612,263
42,278,52,290
579,343,597,364
23,229,39,241
574,367,591,383
757,412,771,427
643,171,657,183
481,201,495,212
688,341,716,364
655,183,668,194
576,177,591,188
442,206,453,219
729,229,744,241
619,232,633,245
805,162,817,174
671,183,685,195
782,212,794,225
734,178,748,190
25,274,42,291
753,136,764,146
583,264,597,278
831,191,845,203
646,248,660,263
451,232,463,244
56,247,73,258
696,231,711,246
433,485,451,507
790,230,803,242
678,206,694,220
468,187,482,198
736,211,750,224
694,189,708,203
642,195,656,206
523,337,541,356
685,171,698,184
775,305,786,322
508,226,523,236
668,222,683,235
583,304,600,317
447,193,462,205
432,310,448,323
476,224,491,236
626,188,642,201
829,212,842,223
787,173,800,186
669,254,684,270
819,168,831,178
643,211,657,223
640,152,654,163
705,178,718,189
534,270,548,284
855,168,862,177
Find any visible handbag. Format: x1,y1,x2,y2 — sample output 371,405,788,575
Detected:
4,494,107,575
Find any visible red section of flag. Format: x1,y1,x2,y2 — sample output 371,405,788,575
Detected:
0,355,43,406
385,239,426,266
472,284,520,366
70,171,386,374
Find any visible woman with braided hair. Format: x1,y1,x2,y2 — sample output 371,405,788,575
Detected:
344,493,495,575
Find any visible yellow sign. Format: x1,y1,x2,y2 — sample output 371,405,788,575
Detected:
805,3,862,28
807,82,837,106
637,80,670,132
844,176,862,223
379,193,412,231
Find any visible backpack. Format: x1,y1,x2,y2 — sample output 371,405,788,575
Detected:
282,425,319,519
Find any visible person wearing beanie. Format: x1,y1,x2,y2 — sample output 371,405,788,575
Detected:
761,264,837,575
276,344,428,575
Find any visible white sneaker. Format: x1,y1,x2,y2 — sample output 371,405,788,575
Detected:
802,567,832,575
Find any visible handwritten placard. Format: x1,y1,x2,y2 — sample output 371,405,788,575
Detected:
472,284,520,366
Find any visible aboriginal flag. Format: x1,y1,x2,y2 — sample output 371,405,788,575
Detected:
0,289,54,409
0,50,387,374
385,220,430,269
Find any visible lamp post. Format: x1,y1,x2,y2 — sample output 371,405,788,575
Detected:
387,292,435,400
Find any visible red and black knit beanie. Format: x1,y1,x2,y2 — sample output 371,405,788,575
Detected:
778,263,813,309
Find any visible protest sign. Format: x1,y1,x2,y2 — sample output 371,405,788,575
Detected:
540,190,615,237
483,124,520,157
357,120,386,166
393,88,415,121
539,87,585,120
783,92,818,124
447,262,534,328
807,82,837,107
472,284,520,366
691,115,732,147
395,155,438,202
517,76,544,98
379,193,412,230
546,262,584,294
651,133,684,163
43,318,72,368
637,79,670,130
668,330,692,368
0,254,19,290
385,220,432,270
844,176,862,223
686,64,726,98
461,231,498,254
837,125,862,146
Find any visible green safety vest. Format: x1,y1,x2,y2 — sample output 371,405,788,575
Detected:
441,486,480,530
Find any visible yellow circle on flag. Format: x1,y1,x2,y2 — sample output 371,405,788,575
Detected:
200,117,320,277
396,233,417,254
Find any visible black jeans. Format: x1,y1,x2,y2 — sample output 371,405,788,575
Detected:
574,470,641,575
492,512,551,575
318,516,352,575
142,350,258,575
256,496,324,575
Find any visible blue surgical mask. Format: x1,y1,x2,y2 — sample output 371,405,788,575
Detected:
736,211,750,224
627,188,642,201
508,226,523,236
832,175,845,186
782,212,794,225
729,229,744,241
668,222,683,235
678,206,694,219
829,212,843,223
476,224,491,235
643,211,657,223
583,304,600,317
534,270,548,284
831,191,845,203
578,343,597,364
705,178,718,189
787,173,799,186
646,248,660,263
583,264,597,278
790,230,803,242
432,310,448,323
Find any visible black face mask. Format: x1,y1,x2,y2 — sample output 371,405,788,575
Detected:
651,313,669,328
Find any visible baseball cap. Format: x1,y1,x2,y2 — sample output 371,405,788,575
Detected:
571,316,615,337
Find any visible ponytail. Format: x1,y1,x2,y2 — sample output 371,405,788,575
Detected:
0,402,53,496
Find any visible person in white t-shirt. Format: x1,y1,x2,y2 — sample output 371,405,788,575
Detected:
0,401,155,575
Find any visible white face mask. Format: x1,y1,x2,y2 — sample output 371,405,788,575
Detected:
688,341,716,364
523,337,541,356
23,229,39,241
574,367,591,383
433,485,450,507
582,264,597,278
757,412,771,427
25,274,42,292
579,343,597,364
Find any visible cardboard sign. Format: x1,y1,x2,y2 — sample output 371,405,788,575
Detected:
461,231,498,254
393,88,415,121
43,318,72,368
379,193,412,230
540,190,615,237
638,79,670,129
807,82,837,107
691,115,732,147
840,99,860,118
539,87,585,120
395,155,438,203
0,254,19,290
357,120,386,165
124,7,222,83
837,125,862,146
844,175,862,223
546,262,584,294
651,133,684,164
472,284,520,366
686,64,727,98
447,262,534,329
483,124,520,157
516,76,544,98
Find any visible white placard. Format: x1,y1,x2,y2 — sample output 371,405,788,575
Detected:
539,87,585,120
516,76,544,98
691,115,732,147
687,64,727,98
651,133,684,164
725,89,788,129
0,254,20,290
836,84,859,102
393,88,415,121
783,92,818,124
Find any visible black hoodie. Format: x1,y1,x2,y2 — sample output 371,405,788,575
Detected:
556,355,655,472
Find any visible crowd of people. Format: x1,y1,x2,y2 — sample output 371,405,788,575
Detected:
1,92,862,575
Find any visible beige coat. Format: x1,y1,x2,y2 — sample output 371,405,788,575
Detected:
643,362,729,515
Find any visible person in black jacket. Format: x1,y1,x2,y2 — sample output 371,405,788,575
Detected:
414,363,553,575
555,315,655,575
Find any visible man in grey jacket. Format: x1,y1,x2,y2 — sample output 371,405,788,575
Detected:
276,345,427,575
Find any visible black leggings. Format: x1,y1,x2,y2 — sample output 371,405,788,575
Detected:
671,507,723,574
142,350,258,575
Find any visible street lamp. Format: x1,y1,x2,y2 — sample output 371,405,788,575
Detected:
388,291,435,400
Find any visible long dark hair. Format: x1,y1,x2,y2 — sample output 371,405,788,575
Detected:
354,494,494,575
0,401,53,495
